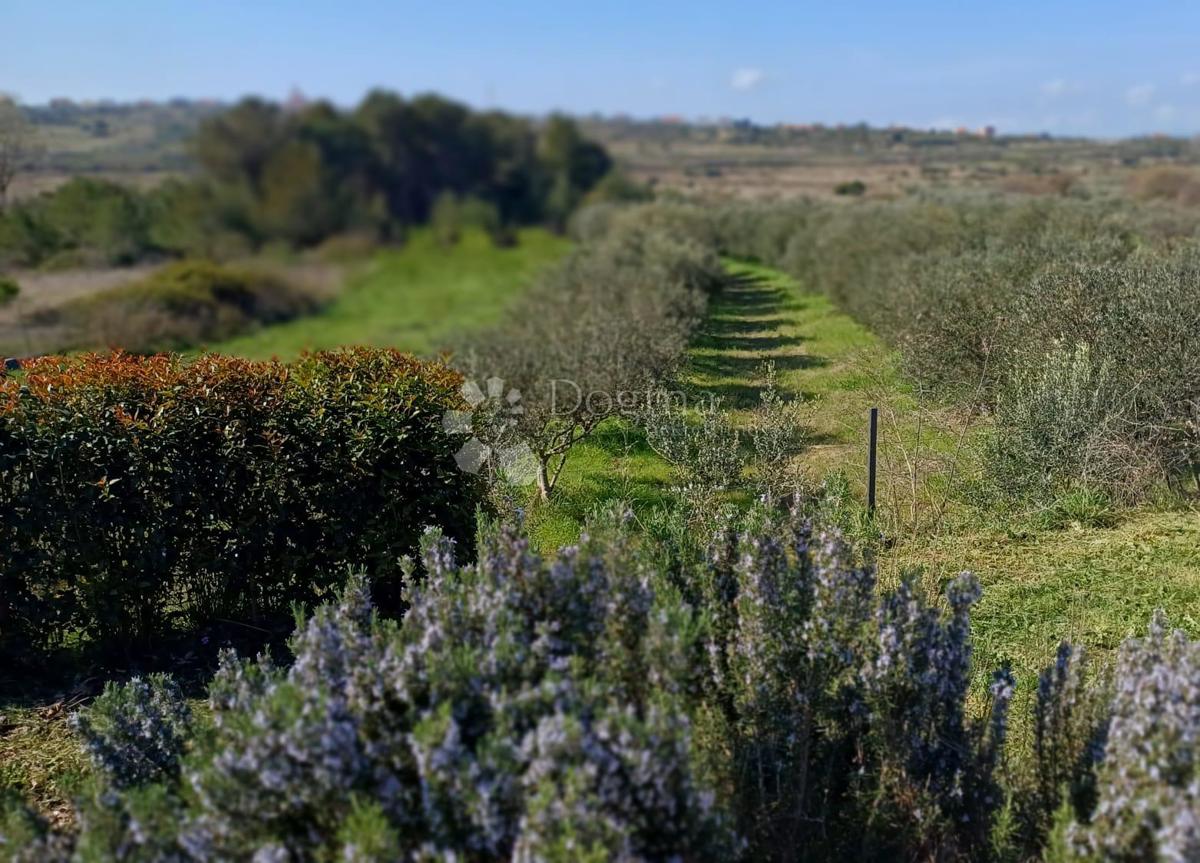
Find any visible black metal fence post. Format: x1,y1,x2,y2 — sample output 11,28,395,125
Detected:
867,407,878,516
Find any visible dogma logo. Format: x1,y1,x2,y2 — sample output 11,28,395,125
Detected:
442,377,538,484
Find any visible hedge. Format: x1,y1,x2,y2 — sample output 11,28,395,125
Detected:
0,348,484,661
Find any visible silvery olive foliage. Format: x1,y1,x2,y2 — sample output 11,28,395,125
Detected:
463,220,723,499
6,514,1200,862
748,360,808,505
986,342,1127,499
688,196,1200,500
641,390,745,522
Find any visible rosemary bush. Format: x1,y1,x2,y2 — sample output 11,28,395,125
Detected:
4,511,1198,861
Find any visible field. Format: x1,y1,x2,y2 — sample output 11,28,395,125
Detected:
3,95,1200,860
211,228,571,360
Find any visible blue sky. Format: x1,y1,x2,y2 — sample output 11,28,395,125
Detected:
5,0,1200,137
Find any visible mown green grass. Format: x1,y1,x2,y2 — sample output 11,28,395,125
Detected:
0,705,89,827
714,262,1200,691
526,419,675,552
212,227,570,360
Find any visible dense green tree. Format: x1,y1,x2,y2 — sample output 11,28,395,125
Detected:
538,113,612,230
37,177,150,264
191,97,286,191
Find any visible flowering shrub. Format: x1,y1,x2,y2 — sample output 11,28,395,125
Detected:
1071,613,1200,860
0,348,483,661
5,512,1199,861
862,573,1014,857
70,675,193,790
22,523,731,860
698,508,1012,859
699,514,875,856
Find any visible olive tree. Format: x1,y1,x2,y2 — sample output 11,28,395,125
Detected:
464,220,722,498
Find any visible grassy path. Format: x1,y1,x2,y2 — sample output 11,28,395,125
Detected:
707,263,1200,690
690,261,887,452
213,228,570,360
528,259,886,548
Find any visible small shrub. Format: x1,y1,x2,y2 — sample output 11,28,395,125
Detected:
0,276,18,306
59,259,320,352
834,179,866,196
1015,643,1107,853
694,504,1014,859
642,392,744,503
986,343,1125,500
749,360,807,500
70,675,192,789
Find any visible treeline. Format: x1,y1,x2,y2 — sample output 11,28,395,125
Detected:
0,92,625,268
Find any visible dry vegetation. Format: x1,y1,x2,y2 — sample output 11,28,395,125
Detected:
0,260,342,357
1127,164,1200,205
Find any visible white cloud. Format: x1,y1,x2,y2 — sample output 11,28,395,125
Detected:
730,67,765,91
1182,71,1200,86
1154,103,1177,122
1126,83,1156,107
